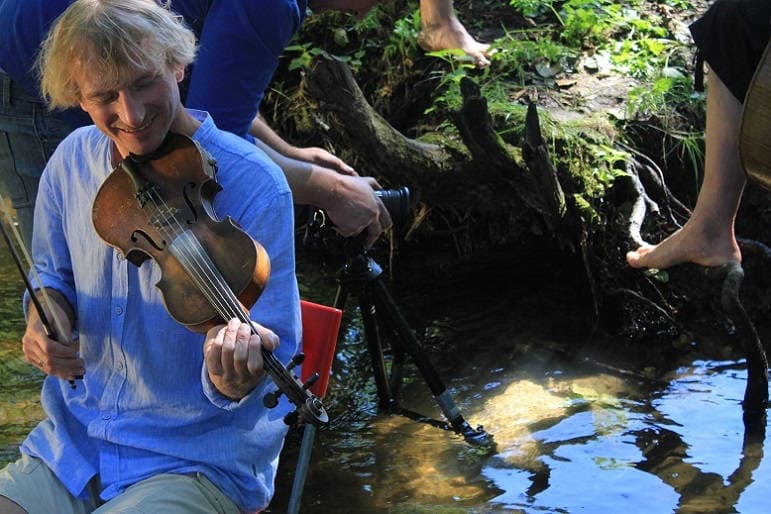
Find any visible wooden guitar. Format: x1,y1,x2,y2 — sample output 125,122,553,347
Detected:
740,38,771,192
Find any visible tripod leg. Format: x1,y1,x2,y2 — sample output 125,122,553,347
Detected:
334,281,398,411
333,283,349,311
287,424,316,514
369,278,493,446
359,294,397,410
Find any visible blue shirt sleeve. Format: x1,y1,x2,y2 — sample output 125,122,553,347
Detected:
199,190,301,411
184,0,305,139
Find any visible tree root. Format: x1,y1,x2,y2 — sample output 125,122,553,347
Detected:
712,262,769,424
303,52,450,184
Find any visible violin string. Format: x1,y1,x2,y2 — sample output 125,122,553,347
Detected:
153,192,307,388
145,192,295,389
131,166,303,405
117,157,236,323
178,231,247,323
141,182,286,372
144,187,242,324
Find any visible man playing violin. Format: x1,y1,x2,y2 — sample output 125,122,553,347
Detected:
0,0,391,252
0,0,301,512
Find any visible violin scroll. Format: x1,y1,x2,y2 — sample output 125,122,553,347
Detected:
263,352,329,425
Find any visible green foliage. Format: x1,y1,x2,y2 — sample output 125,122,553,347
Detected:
383,8,421,64
557,124,632,224
492,30,579,84
673,129,706,196
422,48,477,114
508,0,551,19
269,0,705,222
476,0,703,219
284,42,325,72
505,0,696,84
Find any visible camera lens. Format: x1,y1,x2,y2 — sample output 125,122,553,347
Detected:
374,186,411,226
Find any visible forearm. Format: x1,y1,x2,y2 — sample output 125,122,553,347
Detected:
252,137,341,210
31,287,76,329
251,136,386,242
249,114,295,157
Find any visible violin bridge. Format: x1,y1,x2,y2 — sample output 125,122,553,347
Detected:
136,184,158,209
148,204,181,230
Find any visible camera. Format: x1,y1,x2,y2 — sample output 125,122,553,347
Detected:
301,186,412,255
374,186,411,227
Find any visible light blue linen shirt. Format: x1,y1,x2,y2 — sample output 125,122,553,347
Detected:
21,110,301,512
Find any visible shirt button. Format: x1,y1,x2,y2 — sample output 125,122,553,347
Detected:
102,414,111,420
117,362,124,370
115,306,124,315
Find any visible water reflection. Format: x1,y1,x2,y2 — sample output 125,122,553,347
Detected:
636,361,766,514
273,336,770,513
0,244,769,513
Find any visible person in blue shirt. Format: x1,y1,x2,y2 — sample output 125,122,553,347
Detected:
0,0,302,511
626,0,770,270
0,0,390,250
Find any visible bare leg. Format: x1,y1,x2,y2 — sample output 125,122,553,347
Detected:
417,0,490,67
627,71,745,269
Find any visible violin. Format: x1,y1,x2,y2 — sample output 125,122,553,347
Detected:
740,38,771,193
91,132,328,426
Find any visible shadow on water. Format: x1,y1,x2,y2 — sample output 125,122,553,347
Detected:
0,244,769,513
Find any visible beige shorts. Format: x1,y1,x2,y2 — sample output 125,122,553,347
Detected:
0,454,240,513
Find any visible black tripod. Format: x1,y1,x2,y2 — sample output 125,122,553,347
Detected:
332,238,493,446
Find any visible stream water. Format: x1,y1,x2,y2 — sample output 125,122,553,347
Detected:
0,244,769,513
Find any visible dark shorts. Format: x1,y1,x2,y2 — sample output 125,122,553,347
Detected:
690,0,771,102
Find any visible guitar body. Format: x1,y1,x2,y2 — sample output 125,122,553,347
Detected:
740,39,771,192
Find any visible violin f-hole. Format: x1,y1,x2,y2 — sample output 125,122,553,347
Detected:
130,229,166,253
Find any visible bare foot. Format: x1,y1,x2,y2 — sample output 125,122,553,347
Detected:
417,16,491,67
626,223,741,270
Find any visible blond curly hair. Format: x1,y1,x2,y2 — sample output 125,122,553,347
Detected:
38,0,197,109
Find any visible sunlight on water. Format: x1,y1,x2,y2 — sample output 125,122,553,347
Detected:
273,338,771,514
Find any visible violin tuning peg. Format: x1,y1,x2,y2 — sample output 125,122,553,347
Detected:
286,353,305,371
263,389,282,409
283,409,299,426
302,373,320,391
